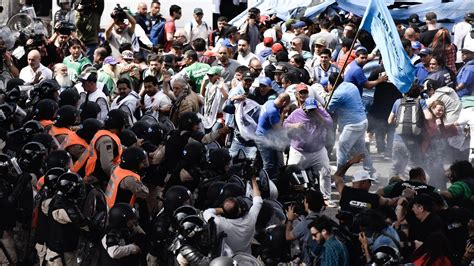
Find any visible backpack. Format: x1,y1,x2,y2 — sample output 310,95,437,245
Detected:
150,17,167,47
395,97,423,136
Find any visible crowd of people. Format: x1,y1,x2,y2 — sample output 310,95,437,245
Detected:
0,0,473,265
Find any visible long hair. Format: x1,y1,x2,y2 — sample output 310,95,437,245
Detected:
430,28,451,56
428,99,446,120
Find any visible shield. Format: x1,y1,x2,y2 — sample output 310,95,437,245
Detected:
77,188,107,266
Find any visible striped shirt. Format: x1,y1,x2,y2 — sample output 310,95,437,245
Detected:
313,63,339,84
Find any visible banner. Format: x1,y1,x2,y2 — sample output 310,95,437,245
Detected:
359,0,415,93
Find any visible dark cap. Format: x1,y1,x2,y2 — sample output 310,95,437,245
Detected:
408,14,420,24
465,12,474,22
273,64,288,73
243,71,254,81
418,48,432,56
193,8,203,15
461,48,474,54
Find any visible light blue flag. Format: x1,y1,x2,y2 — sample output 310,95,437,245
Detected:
359,0,415,93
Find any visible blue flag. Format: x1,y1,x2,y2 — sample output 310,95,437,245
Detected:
359,0,415,93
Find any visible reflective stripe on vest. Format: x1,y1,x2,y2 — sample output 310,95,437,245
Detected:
37,176,45,191
60,132,88,151
49,126,73,143
105,166,140,208
39,120,54,129
84,130,122,177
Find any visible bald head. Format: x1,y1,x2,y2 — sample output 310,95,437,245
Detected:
275,92,290,107
404,28,415,41
28,49,41,69
137,2,147,15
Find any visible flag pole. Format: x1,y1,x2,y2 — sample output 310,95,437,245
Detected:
324,28,362,109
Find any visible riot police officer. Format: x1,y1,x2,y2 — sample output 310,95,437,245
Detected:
62,118,103,162
104,147,149,208
49,105,79,144
33,99,59,130
0,154,17,265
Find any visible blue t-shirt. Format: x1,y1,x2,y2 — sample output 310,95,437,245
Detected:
255,100,281,136
327,82,367,127
457,60,474,97
415,63,429,85
344,60,367,95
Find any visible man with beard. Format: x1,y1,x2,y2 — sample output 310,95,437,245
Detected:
53,63,73,91
142,53,163,81
236,36,259,67
92,47,108,70
111,78,139,122
142,75,172,120
169,76,202,126
212,46,241,84
98,56,121,96
105,7,137,58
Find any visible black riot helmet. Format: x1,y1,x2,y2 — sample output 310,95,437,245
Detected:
120,146,148,171
34,99,59,121
58,88,80,107
130,120,151,139
173,205,199,229
55,105,79,128
42,167,66,191
104,109,128,131
164,185,193,211
119,129,138,148
19,141,47,171
108,202,137,229
34,79,60,101
79,101,101,121
56,172,83,198
178,215,206,240
44,150,72,171
178,112,201,131
182,141,205,165
371,245,401,265
144,123,164,146
23,120,45,136
0,103,15,122
209,148,231,172
76,118,103,143
0,153,11,176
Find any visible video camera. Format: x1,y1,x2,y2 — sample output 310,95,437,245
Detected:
54,21,75,35
111,4,127,22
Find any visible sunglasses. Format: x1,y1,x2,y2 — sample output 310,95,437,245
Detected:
299,90,309,94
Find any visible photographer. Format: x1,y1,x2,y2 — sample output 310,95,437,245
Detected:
75,0,105,61
49,21,76,62
239,7,260,53
53,0,75,26
285,189,325,265
105,5,137,58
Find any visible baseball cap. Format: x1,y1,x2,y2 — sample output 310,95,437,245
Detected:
263,37,274,46
461,48,474,53
272,43,284,54
315,38,327,47
304,97,318,110
203,50,217,57
258,77,272,86
78,72,97,82
273,64,288,73
464,12,474,22
207,66,223,76
411,41,422,50
296,83,309,93
103,56,118,65
121,50,134,60
352,170,376,182
418,48,432,56
193,8,203,15
292,21,307,29
243,71,254,81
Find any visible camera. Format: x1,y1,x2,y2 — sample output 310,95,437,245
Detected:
111,4,127,22
55,21,76,35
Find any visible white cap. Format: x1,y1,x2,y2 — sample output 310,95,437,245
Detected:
352,170,376,182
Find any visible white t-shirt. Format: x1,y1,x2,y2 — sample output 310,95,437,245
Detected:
237,52,258,67
456,107,474,156
184,20,210,43
144,90,172,119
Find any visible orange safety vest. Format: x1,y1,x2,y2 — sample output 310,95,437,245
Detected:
71,130,122,177
49,126,73,143
39,120,54,129
105,166,140,208
60,132,88,151
37,175,44,191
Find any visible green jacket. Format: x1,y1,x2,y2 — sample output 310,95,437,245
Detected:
75,0,104,45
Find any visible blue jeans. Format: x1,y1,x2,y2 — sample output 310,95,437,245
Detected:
391,135,423,177
374,122,395,156
229,136,257,159
337,120,374,173
86,43,98,62
255,138,283,179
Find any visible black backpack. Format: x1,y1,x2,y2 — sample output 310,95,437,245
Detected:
395,97,423,136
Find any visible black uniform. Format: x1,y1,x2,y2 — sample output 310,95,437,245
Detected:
99,229,140,266
387,180,435,198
